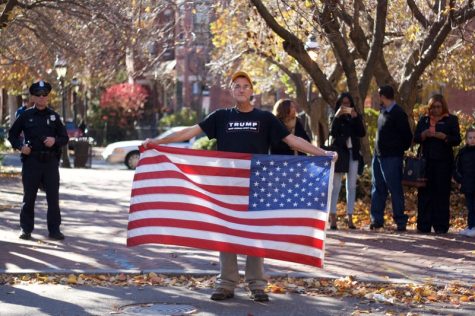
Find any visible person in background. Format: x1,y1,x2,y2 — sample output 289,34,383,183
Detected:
414,94,461,234
143,71,337,303
370,85,412,231
454,127,475,237
8,80,69,241
270,99,311,155
328,92,366,230
15,94,34,119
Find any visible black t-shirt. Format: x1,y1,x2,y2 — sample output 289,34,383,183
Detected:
199,107,290,154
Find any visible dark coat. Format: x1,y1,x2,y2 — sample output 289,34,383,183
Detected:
414,114,461,162
270,118,311,155
375,104,413,157
329,113,366,173
454,146,475,193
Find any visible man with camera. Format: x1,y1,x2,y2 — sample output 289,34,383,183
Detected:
8,80,69,240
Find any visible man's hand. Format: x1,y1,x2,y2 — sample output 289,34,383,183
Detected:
142,138,155,149
43,137,55,147
323,150,338,162
20,145,31,155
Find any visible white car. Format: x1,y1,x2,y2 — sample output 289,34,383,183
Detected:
102,126,196,169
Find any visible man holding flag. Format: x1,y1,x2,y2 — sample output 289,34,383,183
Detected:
141,71,336,302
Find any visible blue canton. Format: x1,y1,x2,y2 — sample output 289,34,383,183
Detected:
248,154,331,211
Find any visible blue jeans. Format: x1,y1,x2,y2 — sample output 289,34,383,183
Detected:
370,155,408,227
330,151,359,215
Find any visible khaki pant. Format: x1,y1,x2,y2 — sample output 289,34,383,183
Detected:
215,252,267,291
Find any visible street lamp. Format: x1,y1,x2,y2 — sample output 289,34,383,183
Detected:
54,56,68,122
54,55,71,168
304,35,319,103
71,77,80,125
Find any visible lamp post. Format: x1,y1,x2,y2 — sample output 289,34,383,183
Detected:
304,35,319,104
71,77,80,125
54,56,71,168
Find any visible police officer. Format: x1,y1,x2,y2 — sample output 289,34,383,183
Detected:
8,80,69,240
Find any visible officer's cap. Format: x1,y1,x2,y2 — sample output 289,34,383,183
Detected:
29,80,52,96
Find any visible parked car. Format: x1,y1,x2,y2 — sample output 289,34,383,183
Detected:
102,126,196,170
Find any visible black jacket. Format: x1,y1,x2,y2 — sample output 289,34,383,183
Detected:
414,114,461,162
330,113,366,172
375,104,412,157
270,118,310,155
8,106,69,153
454,145,475,193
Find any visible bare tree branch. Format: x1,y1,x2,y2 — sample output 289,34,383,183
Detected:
0,0,18,29
407,0,430,28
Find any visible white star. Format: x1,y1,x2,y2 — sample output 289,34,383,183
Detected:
268,182,272,187
284,161,288,166
267,193,272,197
260,198,264,203
303,168,308,172
281,183,286,188
314,197,319,201
287,198,291,202
300,197,305,202
262,166,267,171
307,202,312,206
275,177,280,182
293,193,298,197
283,172,287,177
321,192,325,197
325,161,329,166
280,203,284,207
302,178,307,183
254,182,259,186
261,177,266,182
266,203,271,207
260,188,265,192
273,198,277,202
288,189,293,193
293,202,298,207
288,178,293,183
280,193,285,198
253,193,258,197
321,202,325,207
296,173,300,177
276,166,281,171
307,192,312,196
253,203,257,207
274,188,279,192
269,171,274,176
290,167,294,172
256,160,261,165
270,161,275,166
255,171,260,176
297,162,302,167
295,183,300,188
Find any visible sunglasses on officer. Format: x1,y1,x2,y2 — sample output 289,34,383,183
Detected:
32,91,49,97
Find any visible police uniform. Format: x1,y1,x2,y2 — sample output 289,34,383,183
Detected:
8,81,69,240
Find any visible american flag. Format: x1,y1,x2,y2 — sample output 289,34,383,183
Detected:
127,144,334,268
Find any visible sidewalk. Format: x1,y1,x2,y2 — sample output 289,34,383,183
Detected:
1,167,474,283
1,166,474,315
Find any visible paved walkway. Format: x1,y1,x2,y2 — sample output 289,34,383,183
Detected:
1,166,474,286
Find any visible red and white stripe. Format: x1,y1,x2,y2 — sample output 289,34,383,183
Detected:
127,145,328,267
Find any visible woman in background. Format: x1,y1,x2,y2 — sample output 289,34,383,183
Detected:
270,99,311,155
328,92,366,230
414,94,461,234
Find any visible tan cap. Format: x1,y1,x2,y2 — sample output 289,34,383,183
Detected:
231,71,253,89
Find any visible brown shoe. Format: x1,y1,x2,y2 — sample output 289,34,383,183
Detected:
250,289,269,302
210,288,234,301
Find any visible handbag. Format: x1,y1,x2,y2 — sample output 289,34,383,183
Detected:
402,146,427,188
